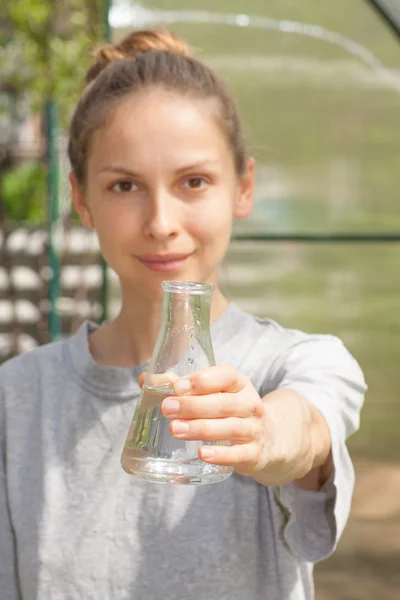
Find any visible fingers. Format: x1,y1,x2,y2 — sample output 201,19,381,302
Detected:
173,365,248,396
139,365,247,397
169,416,263,442
161,391,263,420
198,441,262,468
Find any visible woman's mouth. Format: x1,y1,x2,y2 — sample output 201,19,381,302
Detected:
136,253,193,273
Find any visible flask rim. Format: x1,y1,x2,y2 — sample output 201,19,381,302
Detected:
162,280,214,295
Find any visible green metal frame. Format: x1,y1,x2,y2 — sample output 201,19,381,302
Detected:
100,0,113,323
46,99,61,340
231,233,400,242
104,0,112,42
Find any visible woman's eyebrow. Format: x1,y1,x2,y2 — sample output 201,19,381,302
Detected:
175,160,220,174
98,161,220,177
98,166,140,177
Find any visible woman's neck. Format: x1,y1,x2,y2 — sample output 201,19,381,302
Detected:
88,284,228,368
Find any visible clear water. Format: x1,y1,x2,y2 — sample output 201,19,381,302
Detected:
121,387,233,485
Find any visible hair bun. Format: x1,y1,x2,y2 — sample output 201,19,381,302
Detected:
85,29,192,85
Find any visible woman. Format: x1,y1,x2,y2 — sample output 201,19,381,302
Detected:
0,29,366,600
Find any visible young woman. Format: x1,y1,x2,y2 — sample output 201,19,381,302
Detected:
0,29,366,600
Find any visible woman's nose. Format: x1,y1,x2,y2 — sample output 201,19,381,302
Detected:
142,192,180,241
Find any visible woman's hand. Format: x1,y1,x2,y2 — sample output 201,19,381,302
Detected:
138,365,332,487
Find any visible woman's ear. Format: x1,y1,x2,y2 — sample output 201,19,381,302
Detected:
233,156,255,219
69,172,94,228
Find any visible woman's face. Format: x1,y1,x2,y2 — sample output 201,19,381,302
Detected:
71,89,255,300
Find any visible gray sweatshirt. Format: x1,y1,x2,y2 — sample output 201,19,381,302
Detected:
0,303,366,600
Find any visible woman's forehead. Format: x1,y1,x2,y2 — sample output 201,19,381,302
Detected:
89,92,232,170
107,91,221,138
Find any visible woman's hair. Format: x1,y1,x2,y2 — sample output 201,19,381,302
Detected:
68,29,248,186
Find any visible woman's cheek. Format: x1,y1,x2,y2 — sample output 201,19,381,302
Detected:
94,209,137,264
97,201,138,237
189,199,233,238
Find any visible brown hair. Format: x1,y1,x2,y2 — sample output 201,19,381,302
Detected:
68,29,248,185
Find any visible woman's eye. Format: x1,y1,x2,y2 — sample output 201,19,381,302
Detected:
183,177,207,190
111,181,138,193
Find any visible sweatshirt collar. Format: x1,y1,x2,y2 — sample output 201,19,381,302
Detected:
63,303,245,399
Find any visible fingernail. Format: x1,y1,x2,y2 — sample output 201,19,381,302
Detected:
201,447,215,459
172,421,190,434
163,399,180,415
174,379,192,395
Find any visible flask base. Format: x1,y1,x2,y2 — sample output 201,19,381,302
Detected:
121,455,233,485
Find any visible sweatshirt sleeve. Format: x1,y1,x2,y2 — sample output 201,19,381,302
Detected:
271,334,367,563
0,386,21,599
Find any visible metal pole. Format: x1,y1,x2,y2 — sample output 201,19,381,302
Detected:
104,0,112,41
46,98,61,340
230,233,400,243
100,0,112,323
365,0,400,42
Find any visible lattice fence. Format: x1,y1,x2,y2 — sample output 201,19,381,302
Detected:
0,225,111,363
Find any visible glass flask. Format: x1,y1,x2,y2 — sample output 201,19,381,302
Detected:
120,280,233,485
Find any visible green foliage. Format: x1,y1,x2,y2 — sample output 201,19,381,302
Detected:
0,0,107,125
2,161,46,222
0,0,108,221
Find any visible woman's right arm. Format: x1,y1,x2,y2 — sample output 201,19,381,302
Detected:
0,387,21,599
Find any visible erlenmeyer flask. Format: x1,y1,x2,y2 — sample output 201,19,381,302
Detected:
120,281,233,485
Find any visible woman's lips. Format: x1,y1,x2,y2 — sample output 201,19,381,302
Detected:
137,254,193,272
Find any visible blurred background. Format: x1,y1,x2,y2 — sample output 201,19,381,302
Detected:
1,0,399,597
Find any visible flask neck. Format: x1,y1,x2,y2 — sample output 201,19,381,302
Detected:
160,281,213,334
146,282,215,384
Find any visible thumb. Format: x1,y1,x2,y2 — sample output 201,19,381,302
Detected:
138,371,179,390
137,372,147,388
